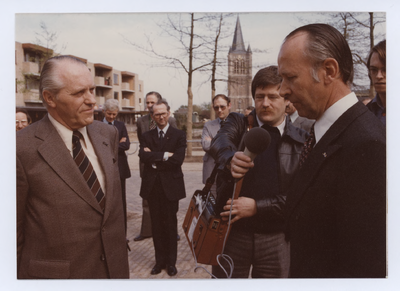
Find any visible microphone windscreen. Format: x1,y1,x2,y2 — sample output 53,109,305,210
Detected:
244,127,271,154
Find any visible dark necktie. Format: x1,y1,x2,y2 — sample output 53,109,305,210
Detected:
159,130,164,141
72,131,106,211
299,125,316,167
150,119,156,130
108,122,112,125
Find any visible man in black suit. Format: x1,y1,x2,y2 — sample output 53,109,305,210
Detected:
278,24,386,278
134,91,178,242
102,99,131,235
139,98,186,276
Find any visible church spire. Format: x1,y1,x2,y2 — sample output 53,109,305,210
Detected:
231,15,246,52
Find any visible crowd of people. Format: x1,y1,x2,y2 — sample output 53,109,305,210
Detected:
16,23,386,279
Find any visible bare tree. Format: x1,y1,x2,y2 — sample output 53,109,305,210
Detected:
123,13,213,157
195,13,236,120
297,12,385,96
34,21,67,62
347,12,386,97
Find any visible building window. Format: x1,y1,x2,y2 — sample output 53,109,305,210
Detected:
113,74,119,85
139,84,142,92
114,91,119,100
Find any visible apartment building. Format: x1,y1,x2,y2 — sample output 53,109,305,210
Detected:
15,41,145,126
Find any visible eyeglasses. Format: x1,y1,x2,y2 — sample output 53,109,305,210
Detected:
153,112,168,119
369,67,386,77
213,105,227,111
16,120,28,125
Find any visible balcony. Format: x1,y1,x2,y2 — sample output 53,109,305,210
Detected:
22,62,40,75
94,76,112,89
95,96,105,107
23,90,41,104
121,82,134,92
122,98,134,109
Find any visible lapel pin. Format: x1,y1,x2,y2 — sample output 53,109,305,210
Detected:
323,152,327,157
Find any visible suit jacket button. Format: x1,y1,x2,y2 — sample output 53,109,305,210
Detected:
100,254,106,261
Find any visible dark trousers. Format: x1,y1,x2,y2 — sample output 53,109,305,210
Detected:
147,176,179,266
139,199,152,237
212,229,290,278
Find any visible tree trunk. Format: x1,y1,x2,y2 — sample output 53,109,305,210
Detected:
186,13,195,157
369,12,375,99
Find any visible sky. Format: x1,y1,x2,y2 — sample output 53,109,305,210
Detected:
13,12,385,112
3,0,400,290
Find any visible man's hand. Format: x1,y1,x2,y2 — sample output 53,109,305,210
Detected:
230,151,254,179
119,137,127,143
220,197,257,223
167,152,173,157
144,147,151,152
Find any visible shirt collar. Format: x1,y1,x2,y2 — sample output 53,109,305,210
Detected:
314,92,358,144
48,113,89,154
103,117,113,125
256,114,286,136
289,110,299,123
157,122,170,134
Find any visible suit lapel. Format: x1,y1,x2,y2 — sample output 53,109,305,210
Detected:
36,116,103,214
286,102,367,217
87,122,117,221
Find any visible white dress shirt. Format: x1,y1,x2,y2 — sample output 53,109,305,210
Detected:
157,123,170,161
48,114,106,193
314,92,358,144
256,115,286,136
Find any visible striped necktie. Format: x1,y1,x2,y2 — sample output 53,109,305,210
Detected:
150,118,156,130
72,131,105,211
299,125,315,168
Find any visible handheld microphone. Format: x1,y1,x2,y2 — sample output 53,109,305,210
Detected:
243,127,271,161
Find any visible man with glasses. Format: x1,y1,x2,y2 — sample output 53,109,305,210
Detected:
366,40,386,126
139,99,186,277
135,91,178,242
16,108,32,131
210,66,308,278
201,94,231,196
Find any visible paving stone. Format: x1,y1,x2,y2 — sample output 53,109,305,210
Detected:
125,148,212,279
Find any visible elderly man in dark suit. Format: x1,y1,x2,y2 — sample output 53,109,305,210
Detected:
139,98,186,276
102,99,131,235
278,24,386,278
16,56,129,279
135,91,177,242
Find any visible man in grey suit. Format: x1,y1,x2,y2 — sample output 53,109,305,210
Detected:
16,56,129,278
134,91,177,241
285,101,314,132
201,94,231,195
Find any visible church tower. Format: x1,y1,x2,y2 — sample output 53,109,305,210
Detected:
228,16,253,113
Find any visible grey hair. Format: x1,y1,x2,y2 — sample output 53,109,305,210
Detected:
149,98,170,115
103,99,120,112
39,55,87,107
284,24,354,85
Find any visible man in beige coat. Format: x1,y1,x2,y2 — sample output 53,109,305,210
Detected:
16,56,129,279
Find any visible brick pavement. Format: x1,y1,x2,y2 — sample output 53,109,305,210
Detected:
125,148,212,279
